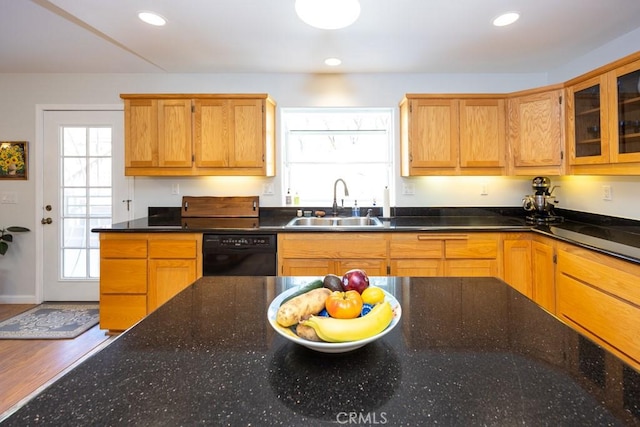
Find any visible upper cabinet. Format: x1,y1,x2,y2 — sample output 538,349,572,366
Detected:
507,86,565,176
121,94,276,176
400,95,506,176
566,55,640,174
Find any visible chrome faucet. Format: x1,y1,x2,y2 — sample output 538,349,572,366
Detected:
332,178,349,216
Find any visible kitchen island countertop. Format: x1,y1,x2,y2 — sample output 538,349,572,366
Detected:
3,276,639,426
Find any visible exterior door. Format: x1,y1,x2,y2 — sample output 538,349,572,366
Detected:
42,110,130,301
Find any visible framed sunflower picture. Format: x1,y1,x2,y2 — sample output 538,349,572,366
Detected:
0,141,28,180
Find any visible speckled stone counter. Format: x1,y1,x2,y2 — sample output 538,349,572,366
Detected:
3,277,639,426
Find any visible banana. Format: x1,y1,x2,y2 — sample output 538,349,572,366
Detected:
301,301,393,343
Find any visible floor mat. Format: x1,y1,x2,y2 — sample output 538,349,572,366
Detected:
0,303,99,339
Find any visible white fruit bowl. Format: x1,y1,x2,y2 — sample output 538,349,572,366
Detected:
267,286,402,353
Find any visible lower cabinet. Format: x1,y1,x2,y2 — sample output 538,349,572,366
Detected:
390,232,501,277
531,235,556,313
278,233,388,276
279,232,502,278
99,233,202,333
556,242,640,370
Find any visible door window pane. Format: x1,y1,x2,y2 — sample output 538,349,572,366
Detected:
60,125,113,279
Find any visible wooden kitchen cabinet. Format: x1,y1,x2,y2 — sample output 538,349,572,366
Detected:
400,94,506,176
99,233,202,332
194,97,275,174
389,232,501,277
278,233,388,276
531,235,556,314
502,233,532,297
566,54,640,174
124,98,193,170
507,85,565,175
99,234,148,332
121,94,276,176
556,241,640,370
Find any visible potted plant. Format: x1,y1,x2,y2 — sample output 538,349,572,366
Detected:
0,226,30,256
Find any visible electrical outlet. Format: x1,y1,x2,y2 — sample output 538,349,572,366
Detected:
262,183,274,195
171,183,180,195
480,184,489,196
402,183,415,195
602,185,612,201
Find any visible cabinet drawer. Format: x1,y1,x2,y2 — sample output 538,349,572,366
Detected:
558,248,640,307
100,259,147,293
389,234,443,258
557,273,640,366
100,294,147,331
279,233,387,259
148,240,197,259
445,235,499,259
100,239,147,258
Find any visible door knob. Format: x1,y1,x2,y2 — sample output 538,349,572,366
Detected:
41,217,52,224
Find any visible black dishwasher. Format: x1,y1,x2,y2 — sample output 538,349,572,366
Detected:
202,234,277,276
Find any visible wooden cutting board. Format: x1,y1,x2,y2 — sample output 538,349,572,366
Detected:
181,196,259,218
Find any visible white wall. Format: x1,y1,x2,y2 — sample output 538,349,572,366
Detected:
1,33,639,301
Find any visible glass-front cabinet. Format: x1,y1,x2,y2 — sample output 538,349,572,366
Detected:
568,58,640,168
611,60,640,163
567,74,609,165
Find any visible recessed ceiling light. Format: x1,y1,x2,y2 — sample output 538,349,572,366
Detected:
138,11,167,26
295,0,361,30
492,12,520,27
324,58,342,66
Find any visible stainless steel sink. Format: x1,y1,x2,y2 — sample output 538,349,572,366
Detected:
285,216,383,228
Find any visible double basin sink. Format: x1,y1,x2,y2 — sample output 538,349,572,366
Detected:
285,216,384,228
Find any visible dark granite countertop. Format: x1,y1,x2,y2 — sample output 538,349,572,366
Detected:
3,276,639,426
92,207,640,265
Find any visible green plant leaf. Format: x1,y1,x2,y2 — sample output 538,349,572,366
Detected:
0,241,8,256
6,226,30,232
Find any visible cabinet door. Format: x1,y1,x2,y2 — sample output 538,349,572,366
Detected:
337,259,387,276
609,58,640,163
508,89,563,174
157,99,193,167
280,259,332,276
567,74,610,165
194,99,229,167
459,98,506,170
148,259,197,312
408,98,459,169
532,239,555,313
390,259,442,277
503,236,532,297
229,98,265,168
124,99,158,168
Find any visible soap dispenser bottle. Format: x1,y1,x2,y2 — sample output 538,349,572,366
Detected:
285,188,292,206
352,200,360,217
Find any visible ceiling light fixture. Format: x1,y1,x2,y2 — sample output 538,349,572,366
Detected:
492,12,520,27
324,58,342,66
295,0,361,30
138,11,167,26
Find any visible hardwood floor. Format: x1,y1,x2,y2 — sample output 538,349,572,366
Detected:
0,304,113,418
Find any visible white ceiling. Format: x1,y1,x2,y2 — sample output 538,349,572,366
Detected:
2,0,640,74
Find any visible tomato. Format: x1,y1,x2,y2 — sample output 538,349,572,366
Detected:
325,290,364,319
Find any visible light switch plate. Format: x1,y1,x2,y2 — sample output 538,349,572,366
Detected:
402,183,415,195
0,191,17,204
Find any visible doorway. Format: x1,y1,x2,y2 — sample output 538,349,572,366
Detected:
40,109,131,301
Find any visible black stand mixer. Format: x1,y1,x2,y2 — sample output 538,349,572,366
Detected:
522,176,563,224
